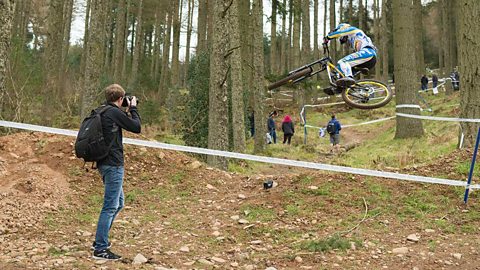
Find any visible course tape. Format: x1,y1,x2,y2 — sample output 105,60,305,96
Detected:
0,120,477,189
304,116,396,130
396,113,480,123
396,104,422,110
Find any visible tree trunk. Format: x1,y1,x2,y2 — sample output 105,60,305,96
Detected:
207,0,214,50
129,0,143,89
171,0,182,87
113,0,127,83
159,9,172,104
62,0,74,71
413,0,424,78
288,0,293,70
45,0,65,98
197,0,208,53
293,0,301,68
81,0,105,117
81,0,91,76
229,0,246,153
374,0,381,79
393,0,424,139
207,0,230,169
313,0,319,59
457,0,480,147
103,0,114,74
329,0,336,60
301,0,311,63
121,0,131,80
270,0,277,74
252,0,266,153
348,0,353,22
359,0,363,29
0,0,15,117
280,0,288,73
184,0,194,85
239,0,253,108
381,0,389,82
323,0,327,37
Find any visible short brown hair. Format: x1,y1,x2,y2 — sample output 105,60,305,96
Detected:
105,84,125,103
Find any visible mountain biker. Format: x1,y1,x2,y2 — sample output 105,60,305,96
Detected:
323,23,377,90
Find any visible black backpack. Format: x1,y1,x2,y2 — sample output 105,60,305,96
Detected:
75,105,113,162
326,121,337,134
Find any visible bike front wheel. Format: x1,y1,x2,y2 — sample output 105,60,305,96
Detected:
267,67,312,90
342,79,393,109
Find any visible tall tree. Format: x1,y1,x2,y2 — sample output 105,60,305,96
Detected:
392,0,424,139
457,0,480,147
0,0,15,117
292,0,301,68
270,0,278,74
348,0,353,22
381,0,389,81
171,0,182,87
121,0,131,80
207,0,230,169
229,0,246,153
329,0,336,60
301,0,311,62
45,0,65,98
61,0,74,72
323,0,327,37
313,0,319,59
184,0,194,85
359,0,364,29
280,0,288,72
159,8,172,104
413,0,424,78
197,0,208,53
81,0,106,117
113,0,127,83
128,0,144,89
374,0,381,79
252,0,267,153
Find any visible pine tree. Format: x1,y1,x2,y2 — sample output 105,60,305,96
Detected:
113,0,127,83
207,0,230,169
392,0,424,139
0,0,15,117
457,0,480,147
128,0,144,89
270,0,278,74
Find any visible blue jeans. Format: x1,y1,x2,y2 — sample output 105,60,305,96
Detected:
269,130,277,144
94,165,124,251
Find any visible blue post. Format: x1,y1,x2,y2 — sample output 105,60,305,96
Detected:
463,127,480,204
303,106,307,145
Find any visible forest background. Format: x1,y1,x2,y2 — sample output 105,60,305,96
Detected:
0,0,478,169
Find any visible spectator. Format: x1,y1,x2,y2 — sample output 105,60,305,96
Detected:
281,115,295,145
93,84,141,260
267,111,277,144
432,74,439,95
421,75,429,91
326,115,341,153
247,110,255,137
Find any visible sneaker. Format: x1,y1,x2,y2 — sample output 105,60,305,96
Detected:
336,77,355,88
92,249,121,261
91,241,112,251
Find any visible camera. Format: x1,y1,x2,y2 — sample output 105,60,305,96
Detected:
121,95,139,107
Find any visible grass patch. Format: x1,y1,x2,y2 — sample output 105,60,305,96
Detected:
455,161,480,176
240,205,276,222
48,247,67,257
125,189,144,203
169,172,186,185
300,235,360,252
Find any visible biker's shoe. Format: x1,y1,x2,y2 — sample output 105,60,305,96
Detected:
336,77,355,88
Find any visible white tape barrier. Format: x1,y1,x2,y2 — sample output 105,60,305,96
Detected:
0,120,477,189
304,116,396,130
396,113,480,123
396,104,422,110
418,81,447,93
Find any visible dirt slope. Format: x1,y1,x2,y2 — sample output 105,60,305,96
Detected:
1,132,480,270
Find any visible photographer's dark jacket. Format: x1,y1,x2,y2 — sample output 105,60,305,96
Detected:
97,102,141,167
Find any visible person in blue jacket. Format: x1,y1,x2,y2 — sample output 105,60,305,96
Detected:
326,115,342,153
323,23,377,89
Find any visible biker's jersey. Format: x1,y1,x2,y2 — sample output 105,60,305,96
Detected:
327,25,376,52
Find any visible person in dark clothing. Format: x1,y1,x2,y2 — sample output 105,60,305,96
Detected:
92,84,141,261
327,115,341,153
421,75,429,91
432,74,438,88
281,115,295,145
248,110,255,137
267,111,277,144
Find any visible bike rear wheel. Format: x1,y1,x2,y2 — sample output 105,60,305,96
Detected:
342,79,392,109
268,67,312,90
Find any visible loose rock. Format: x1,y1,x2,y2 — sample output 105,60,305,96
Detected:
133,253,148,264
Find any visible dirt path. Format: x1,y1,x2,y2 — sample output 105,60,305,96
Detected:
1,132,480,269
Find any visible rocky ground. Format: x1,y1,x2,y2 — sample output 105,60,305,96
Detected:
0,132,480,270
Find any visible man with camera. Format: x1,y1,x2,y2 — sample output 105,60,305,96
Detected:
92,84,141,260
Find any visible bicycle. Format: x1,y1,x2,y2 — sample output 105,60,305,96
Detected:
268,44,393,110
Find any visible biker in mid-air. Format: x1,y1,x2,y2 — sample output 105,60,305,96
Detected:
323,23,377,94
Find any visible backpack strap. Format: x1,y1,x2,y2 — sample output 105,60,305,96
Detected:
95,105,113,115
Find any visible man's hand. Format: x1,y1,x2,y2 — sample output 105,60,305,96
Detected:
130,96,137,107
